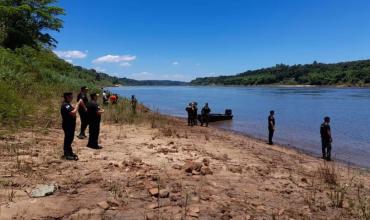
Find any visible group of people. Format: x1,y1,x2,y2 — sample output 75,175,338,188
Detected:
267,110,333,161
61,86,104,160
185,102,211,127
102,90,119,105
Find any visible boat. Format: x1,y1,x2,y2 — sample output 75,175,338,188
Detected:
197,109,233,122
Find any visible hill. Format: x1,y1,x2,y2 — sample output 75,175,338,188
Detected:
117,78,188,86
190,60,370,86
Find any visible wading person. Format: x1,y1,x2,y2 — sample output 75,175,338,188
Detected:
131,95,137,114
268,110,275,145
201,103,211,127
61,92,82,160
77,86,89,139
87,93,104,149
320,116,332,161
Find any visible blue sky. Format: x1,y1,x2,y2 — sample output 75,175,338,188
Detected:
53,0,370,82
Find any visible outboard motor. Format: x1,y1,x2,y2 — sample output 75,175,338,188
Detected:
225,109,232,116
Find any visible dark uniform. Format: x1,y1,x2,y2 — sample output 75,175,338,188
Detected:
192,105,198,126
77,92,89,137
320,122,332,161
268,115,275,145
185,104,193,126
131,96,137,114
87,100,101,148
201,105,211,127
61,101,76,156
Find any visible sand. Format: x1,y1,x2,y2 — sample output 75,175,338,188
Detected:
1,117,370,220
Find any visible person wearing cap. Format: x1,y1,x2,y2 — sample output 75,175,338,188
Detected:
77,86,89,139
320,116,333,161
268,110,275,145
87,93,104,149
61,92,82,160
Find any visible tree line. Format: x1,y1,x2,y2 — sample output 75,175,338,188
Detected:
191,60,370,86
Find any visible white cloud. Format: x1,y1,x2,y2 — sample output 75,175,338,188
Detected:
94,67,106,72
120,62,131,67
54,50,87,59
65,59,73,64
93,54,136,64
172,61,179,65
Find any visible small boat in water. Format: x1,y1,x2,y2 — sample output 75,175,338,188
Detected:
198,109,233,122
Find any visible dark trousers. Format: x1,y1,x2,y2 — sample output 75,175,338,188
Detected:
187,114,192,126
63,126,75,156
268,128,274,144
79,112,88,135
201,114,209,127
322,139,332,160
192,114,198,125
88,122,100,147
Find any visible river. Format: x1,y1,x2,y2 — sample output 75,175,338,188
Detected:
108,86,370,168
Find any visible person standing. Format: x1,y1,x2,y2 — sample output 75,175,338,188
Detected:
61,92,82,160
87,93,104,149
268,110,275,145
131,95,138,114
201,103,211,127
192,102,198,126
77,86,89,139
185,103,193,126
320,116,332,161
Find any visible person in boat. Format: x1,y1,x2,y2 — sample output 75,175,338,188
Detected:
185,103,193,126
87,93,104,149
268,110,275,145
320,116,332,161
131,95,138,114
77,86,89,139
201,103,211,127
192,102,198,126
61,92,82,160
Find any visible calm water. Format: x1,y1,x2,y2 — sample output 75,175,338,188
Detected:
109,86,370,168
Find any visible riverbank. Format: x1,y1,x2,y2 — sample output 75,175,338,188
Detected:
1,114,370,219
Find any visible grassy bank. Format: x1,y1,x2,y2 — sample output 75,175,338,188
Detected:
0,46,116,129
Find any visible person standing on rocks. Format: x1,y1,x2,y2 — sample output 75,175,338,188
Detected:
77,86,89,139
320,116,332,161
201,103,211,127
185,103,193,126
87,93,104,149
268,110,275,145
61,92,82,160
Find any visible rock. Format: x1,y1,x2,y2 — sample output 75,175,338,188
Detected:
146,212,158,220
172,164,182,170
146,203,159,209
200,167,213,175
202,158,210,166
97,201,110,210
159,189,170,198
228,166,242,174
301,177,308,183
184,161,202,173
70,208,91,220
192,170,200,175
30,184,56,198
148,187,159,196
188,206,200,217
170,194,182,202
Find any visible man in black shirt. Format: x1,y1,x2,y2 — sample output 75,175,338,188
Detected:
320,116,332,161
185,103,193,126
268,110,275,145
61,92,82,160
201,103,211,127
77,86,89,139
131,95,137,114
192,102,198,126
87,93,104,149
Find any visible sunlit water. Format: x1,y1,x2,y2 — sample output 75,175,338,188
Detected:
108,86,370,168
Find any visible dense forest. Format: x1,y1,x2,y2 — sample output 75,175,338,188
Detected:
191,60,370,86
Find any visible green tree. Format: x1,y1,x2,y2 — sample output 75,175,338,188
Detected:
0,0,64,49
